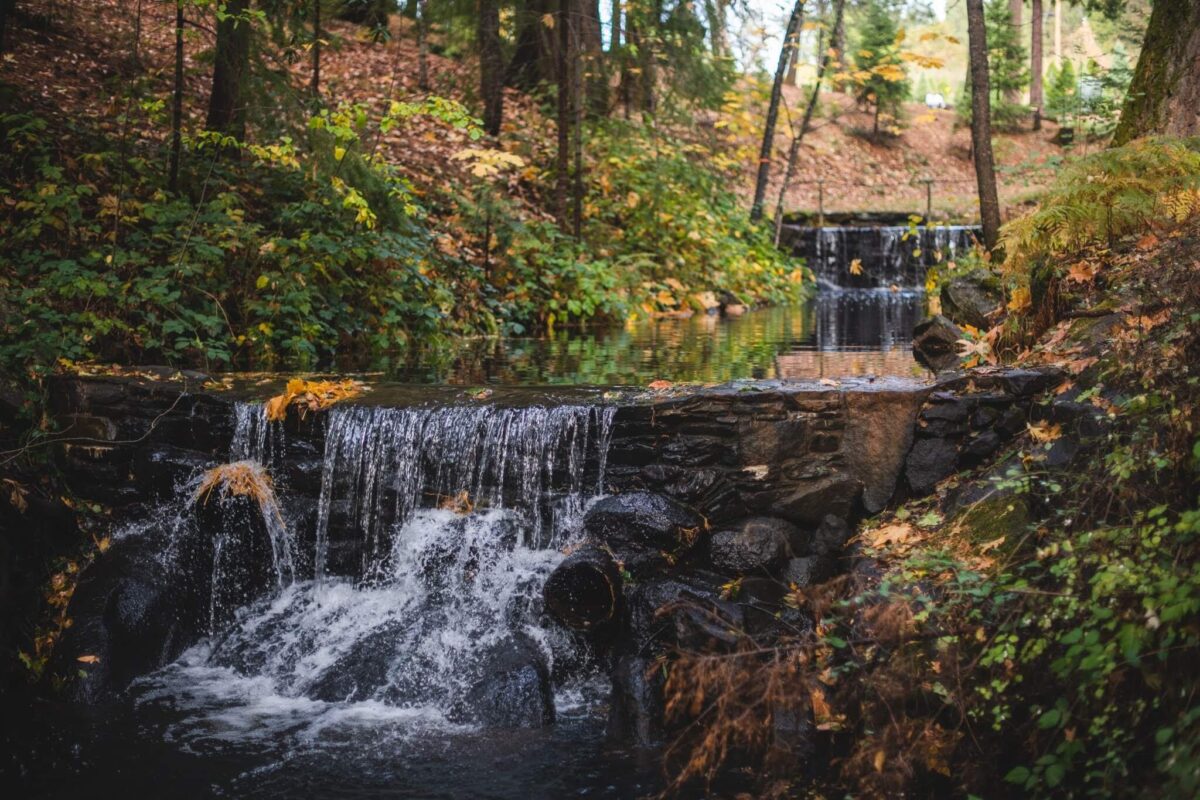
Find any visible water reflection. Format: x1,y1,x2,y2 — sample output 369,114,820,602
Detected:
371,289,929,385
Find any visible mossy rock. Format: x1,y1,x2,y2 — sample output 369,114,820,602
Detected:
941,268,1003,329
951,491,1031,557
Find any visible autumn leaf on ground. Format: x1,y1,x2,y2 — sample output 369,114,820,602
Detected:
979,535,1006,554
77,654,100,664
849,258,863,276
1007,286,1031,312
811,686,845,731
1136,232,1160,250
3,478,28,513
1128,309,1170,332
864,522,919,550
1027,421,1062,443
647,379,673,390
1065,356,1099,375
1066,260,1100,283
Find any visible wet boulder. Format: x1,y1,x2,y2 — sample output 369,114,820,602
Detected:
543,545,623,631
625,576,743,656
461,638,555,728
606,654,665,747
708,517,794,575
782,555,832,588
584,492,703,572
49,533,205,703
941,269,1001,330
912,315,963,372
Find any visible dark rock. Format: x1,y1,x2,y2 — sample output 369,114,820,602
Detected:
997,368,1063,398
905,437,960,495
584,492,703,569
770,473,862,526
50,532,207,703
708,517,794,574
543,546,623,630
941,269,1002,329
1043,437,1082,470
809,514,850,556
919,418,970,438
607,655,664,747
912,315,963,371
782,556,833,588
997,405,1028,437
462,638,555,728
132,445,215,501
960,429,1002,466
922,398,972,423
625,577,742,655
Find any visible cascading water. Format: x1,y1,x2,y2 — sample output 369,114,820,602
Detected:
801,224,979,289
129,398,617,755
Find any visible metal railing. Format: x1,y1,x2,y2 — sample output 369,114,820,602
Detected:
786,177,980,225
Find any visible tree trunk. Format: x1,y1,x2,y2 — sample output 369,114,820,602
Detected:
774,0,844,243
572,7,585,239
312,0,321,97
168,0,184,192
1030,0,1043,129
704,0,727,57
967,0,1002,250
543,546,623,630
580,0,607,116
610,0,621,52
750,0,805,222
1006,0,1023,103
785,37,800,85
417,0,429,91
206,0,251,141
555,0,571,225
1112,0,1200,145
0,0,12,55
507,0,554,90
478,0,503,136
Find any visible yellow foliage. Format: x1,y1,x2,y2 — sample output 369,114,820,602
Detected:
263,379,367,422
194,461,278,507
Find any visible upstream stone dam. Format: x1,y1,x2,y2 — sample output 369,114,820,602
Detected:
36,365,1060,796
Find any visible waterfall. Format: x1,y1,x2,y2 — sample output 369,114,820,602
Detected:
131,396,618,741
790,223,981,289
312,403,615,583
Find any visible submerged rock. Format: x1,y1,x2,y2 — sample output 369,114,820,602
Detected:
462,638,555,728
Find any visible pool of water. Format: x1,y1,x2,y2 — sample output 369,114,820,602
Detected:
357,289,929,385
2,688,660,799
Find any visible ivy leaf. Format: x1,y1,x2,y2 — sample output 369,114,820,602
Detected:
1037,708,1062,729
1004,766,1031,785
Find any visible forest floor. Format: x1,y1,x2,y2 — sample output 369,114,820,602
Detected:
3,0,1077,235
767,86,1070,221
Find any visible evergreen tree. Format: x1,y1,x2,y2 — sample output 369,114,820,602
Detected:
854,0,910,137
983,0,1027,103
1045,58,1077,121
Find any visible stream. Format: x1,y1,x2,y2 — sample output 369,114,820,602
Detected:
4,281,934,798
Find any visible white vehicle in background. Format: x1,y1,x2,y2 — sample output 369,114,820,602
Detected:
924,92,948,109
